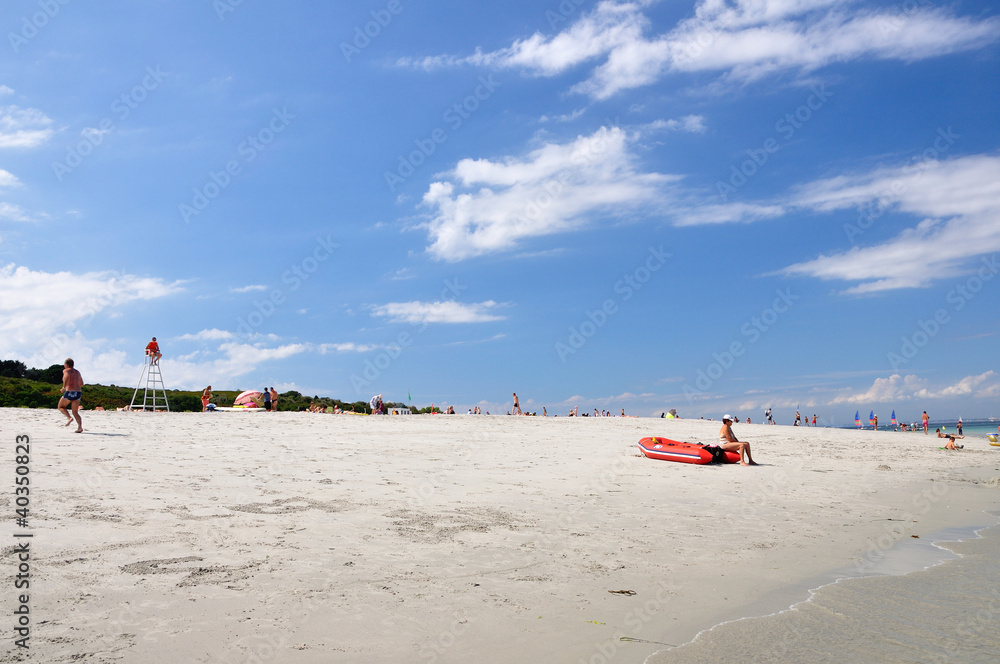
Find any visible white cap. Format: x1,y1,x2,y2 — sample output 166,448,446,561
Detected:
723,414,734,421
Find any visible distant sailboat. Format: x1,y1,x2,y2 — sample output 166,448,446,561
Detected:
855,411,862,428
891,410,897,427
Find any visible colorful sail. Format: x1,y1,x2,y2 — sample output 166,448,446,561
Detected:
891,410,897,426
855,411,861,428
869,410,875,426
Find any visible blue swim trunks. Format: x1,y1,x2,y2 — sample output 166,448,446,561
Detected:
63,391,82,401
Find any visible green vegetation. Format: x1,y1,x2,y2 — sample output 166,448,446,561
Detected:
0,360,421,413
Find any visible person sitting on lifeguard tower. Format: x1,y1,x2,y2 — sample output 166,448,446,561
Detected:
145,337,162,365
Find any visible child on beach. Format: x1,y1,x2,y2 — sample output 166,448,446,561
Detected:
936,429,963,449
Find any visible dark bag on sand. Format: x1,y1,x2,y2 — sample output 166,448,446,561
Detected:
702,445,727,464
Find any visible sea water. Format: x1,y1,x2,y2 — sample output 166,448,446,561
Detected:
648,519,1000,663
842,418,1000,440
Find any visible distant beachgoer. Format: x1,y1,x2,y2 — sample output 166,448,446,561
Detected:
746,417,751,424
922,411,929,434
957,419,963,436
201,386,212,412
873,414,878,431
543,407,547,417
765,408,774,425
812,414,817,426
719,414,757,466
512,392,522,415
145,337,162,364
794,411,801,426
58,358,84,433
270,387,278,411
936,429,963,449
264,388,272,411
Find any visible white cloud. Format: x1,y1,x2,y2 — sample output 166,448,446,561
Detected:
0,264,184,356
916,371,998,399
0,202,32,222
176,329,235,342
0,85,13,97
403,1,1000,99
230,284,268,293
830,373,927,404
648,114,707,133
0,169,21,187
830,371,999,404
398,1,648,75
420,126,675,260
0,105,54,148
371,300,507,324
539,108,586,123
317,342,385,353
781,153,1000,292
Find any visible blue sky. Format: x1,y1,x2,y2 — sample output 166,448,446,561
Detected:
1,0,998,422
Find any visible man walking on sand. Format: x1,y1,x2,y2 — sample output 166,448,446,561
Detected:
512,392,522,415
58,358,84,433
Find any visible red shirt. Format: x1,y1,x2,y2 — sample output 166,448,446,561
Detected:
146,341,159,352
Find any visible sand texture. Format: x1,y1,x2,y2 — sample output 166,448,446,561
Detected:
2,409,999,663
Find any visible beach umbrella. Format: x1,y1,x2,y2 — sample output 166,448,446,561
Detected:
891,410,897,426
234,390,262,406
854,411,861,428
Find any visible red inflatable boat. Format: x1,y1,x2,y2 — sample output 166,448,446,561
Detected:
638,437,741,465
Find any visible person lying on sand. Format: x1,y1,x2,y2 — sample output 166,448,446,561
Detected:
936,429,964,449
719,414,758,466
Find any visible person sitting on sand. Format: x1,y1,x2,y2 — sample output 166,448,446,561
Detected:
719,414,758,466
936,429,964,449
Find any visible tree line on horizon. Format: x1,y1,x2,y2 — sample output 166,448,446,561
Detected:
0,359,429,413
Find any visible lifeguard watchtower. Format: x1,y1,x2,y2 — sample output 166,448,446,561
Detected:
130,353,170,412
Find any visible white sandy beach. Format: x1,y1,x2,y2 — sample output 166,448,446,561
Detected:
2,408,999,663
